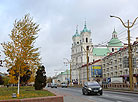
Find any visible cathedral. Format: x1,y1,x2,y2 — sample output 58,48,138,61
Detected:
71,21,123,83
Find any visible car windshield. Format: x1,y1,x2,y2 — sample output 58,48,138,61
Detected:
88,82,100,86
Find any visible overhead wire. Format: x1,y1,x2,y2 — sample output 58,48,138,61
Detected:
97,22,138,45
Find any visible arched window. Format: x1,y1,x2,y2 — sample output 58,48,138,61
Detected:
112,48,114,52
86,38,88,43
86,46,89,50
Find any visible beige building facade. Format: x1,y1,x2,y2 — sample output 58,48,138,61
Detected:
102,39,138,84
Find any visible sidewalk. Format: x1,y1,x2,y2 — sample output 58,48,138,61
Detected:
103,88,138,94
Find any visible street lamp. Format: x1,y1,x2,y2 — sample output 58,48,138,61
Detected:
64,58,73,86
110,15,138,91
82,46,92,81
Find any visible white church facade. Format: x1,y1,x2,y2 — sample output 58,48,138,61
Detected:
71,22,123,84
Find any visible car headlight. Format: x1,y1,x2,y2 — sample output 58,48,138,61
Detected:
88,88,92,90
99,87,102,90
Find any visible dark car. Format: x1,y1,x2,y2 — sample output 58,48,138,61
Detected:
82,81,103,95
51,83,57,88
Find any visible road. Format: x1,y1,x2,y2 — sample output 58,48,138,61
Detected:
46,87,138,102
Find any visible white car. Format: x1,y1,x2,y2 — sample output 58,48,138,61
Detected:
51,83,57,88
61,83,67,88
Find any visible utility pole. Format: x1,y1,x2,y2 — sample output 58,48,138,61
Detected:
110,15,138,91
86,48,89,81
64,58,73,86
70,63,72,86
82,46,92,81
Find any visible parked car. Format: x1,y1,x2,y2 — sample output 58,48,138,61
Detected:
51,83,57,88
61,83,67,88
82,81,103,95
47,83,51,87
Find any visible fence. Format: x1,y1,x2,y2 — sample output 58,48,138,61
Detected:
102,83,138,89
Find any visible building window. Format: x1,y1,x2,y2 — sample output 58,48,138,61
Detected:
120,71,122,75
111,72,113,77
86,46,89,50
72,49,74,53
86,38,88,43
112,48,114,52
115,72,117,76
81,57,82,63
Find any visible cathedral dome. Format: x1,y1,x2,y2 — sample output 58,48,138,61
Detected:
81,21,91,33
108,38,123,47
108,29,123,47
73,25,80,38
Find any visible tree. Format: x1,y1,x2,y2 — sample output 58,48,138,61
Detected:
7,68,32,85
3,76,10,86
47,77,52,83
1,14,41,84
0,75,4,85
34,65,46,90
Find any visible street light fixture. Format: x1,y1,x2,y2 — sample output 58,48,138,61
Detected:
110,15,138,91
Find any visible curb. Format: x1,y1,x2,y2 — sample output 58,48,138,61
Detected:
0,89,64,102
103,89,138,94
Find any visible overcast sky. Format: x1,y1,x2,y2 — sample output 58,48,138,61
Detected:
0,0,138,77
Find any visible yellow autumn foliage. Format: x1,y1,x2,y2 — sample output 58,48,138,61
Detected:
1,14,41,84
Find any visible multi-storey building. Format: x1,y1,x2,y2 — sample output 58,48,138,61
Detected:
102,38,138,84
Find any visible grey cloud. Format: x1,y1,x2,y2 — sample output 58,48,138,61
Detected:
0,0,138,76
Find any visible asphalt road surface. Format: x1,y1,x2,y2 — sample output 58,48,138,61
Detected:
46,87,138,102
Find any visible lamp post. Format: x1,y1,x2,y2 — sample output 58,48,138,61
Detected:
110,15,138,91
64,58,73,86
82,46,92,81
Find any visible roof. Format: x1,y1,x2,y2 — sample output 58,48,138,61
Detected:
92,48,111,56
73,26,80,38
81,26,91,33
81,21,91,33
61,70,70,75
81,59,101,67
108,29,123,47
108,38,123,47
102,40,138,60
113,28,117,34
73,33,80,37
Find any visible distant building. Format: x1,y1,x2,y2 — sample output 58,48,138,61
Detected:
53,69,70,84
71,22,123,83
